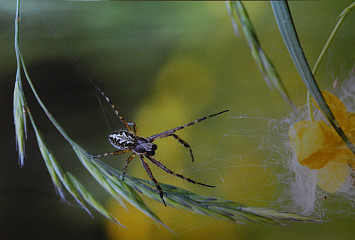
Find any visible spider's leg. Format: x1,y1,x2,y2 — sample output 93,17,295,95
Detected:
93,149,131,158
128,122,138,135
94,85,133,132
122,153,136,181
145,155,215,188
139,155,167,206
171,134,194,162
148,110,229,142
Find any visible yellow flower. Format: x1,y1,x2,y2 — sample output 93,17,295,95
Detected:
289,91,355,193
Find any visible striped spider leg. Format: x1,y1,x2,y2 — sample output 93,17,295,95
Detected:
93,85,229,206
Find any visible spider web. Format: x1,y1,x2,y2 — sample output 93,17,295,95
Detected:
177,73,355,219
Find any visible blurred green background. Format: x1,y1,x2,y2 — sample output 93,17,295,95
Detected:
1,0,355,239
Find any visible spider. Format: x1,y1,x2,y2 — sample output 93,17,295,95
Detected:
93,85,229,206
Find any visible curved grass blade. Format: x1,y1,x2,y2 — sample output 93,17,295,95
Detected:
97,160,318,225
34,131,65,200
67,173,125,228
307,2,355,121
312,2,355,76
73,148,170,231
14,0,26,167
227,1,296,110
271,0,355,155
13,79,27,167
24,105,125,226
33,131,90,214
226,1,239,36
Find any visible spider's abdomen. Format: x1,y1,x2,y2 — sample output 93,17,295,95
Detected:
109,130,136,150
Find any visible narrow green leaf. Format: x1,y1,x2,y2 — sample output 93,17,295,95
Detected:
67,173,126,228
271,0,355,155
91,158,171,231
228,1,295,110
27,120,123,226
312,2,355,76
97,160,316,225
13,80,27,167
242,207,317,224
26,109,92,214
14,0,26,167
226,1,239,35
18,52,79,149
73,147,126,208
49,154,92,214
308,3,355,127
36,136,64,199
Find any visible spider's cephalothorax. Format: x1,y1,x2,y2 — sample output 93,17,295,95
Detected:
109,130,157,156
93,85,229,206
134,137,157,156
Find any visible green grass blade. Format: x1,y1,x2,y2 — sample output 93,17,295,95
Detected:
73,148,171,230
25,107,93,213
226,1,239,35
241,207,317,225
107,176,171,230
67,173,125,228
13,79,27,167
312,2,355,76
227,1,295,110
308,2,355,121
25,108,124,225
271,0,355,155
14,0,26,167
36,138,64,199
73,147,126,208
97,160,317,225
20,56,77,146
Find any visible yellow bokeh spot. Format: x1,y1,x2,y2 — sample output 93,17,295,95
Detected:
135,95,188,138
134,94,208,188
105,199,241,240
155,56,215,111
223,157,275,207
105,199,175,240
